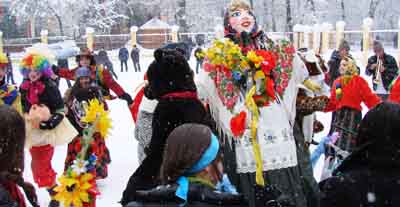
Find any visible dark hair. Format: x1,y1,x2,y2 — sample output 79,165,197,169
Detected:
0,105,25,173
144,48,196,100
160,124,213,184
357,102,400,146
0,105,39,207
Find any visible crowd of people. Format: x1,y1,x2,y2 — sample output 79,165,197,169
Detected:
2,0,400,207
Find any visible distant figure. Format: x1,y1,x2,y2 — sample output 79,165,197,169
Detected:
5,53,15,84
194,46,204,74
57,59,72,88
98,49,118,80
365,40,399,100
327,40,357,87
130,45,141,72
119,46,129,72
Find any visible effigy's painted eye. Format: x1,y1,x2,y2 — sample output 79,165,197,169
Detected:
231,11,241,17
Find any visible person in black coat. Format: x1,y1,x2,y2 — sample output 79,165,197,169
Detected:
124,124,248,207
131,45,141,72
365,41,399,100
120,48,212,206
319,102,400,207
5,53,15,85
97,49,118,79
194,46,204,74
119,46,129,72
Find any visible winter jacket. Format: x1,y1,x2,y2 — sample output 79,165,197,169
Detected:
327,51,359,87
124,183,246,207
319,142,400,207
57,65,126,98
389,77,400,103
20,78,64,114
324,75,381,112
119,47,129,62
365,53,399,91
131,48,140,62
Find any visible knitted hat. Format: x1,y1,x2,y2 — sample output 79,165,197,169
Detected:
373,40,383,50
75,66,91,79
19,53,53,78
338,40,350,51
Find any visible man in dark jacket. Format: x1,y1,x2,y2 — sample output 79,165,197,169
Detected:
5,53,15,85
319,102,400,207
131,45,141,72
365,40,398,100
97,49,118,80
119,46,129,72
194,46,204,74
327,40,353,87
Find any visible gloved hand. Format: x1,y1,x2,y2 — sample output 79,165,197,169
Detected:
120,93,134,105
255,184,293,207
21,181,39,207
39,113,64,130
216,174,238,194
303,79,322,93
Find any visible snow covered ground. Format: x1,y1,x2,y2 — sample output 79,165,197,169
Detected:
10,46,395,207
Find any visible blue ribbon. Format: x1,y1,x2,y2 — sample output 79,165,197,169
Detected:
175,133,220,202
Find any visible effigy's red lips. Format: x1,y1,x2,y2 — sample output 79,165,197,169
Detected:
241,21,251,27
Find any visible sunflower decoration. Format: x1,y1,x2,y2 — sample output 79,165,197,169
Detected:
54,173,95,207
81,99,112,138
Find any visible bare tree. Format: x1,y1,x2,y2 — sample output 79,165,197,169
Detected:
368,0,381,18
285,0,293,32
340,0,346,21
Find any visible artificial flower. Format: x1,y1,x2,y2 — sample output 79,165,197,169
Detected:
247,51,263,68
226,82,235,93
256,50,276,74
284,46,296,55
203,62,214,72
81,99,112,138
265,77,276,100
71,159,89,175
54,173,94,207
230,111,247,137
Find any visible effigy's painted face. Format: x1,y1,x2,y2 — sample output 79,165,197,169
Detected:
229,8,255,33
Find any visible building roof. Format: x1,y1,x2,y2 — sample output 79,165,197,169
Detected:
0,0,11,7
140,18,170,30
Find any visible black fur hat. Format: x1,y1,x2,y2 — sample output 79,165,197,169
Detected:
144,48,196,100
